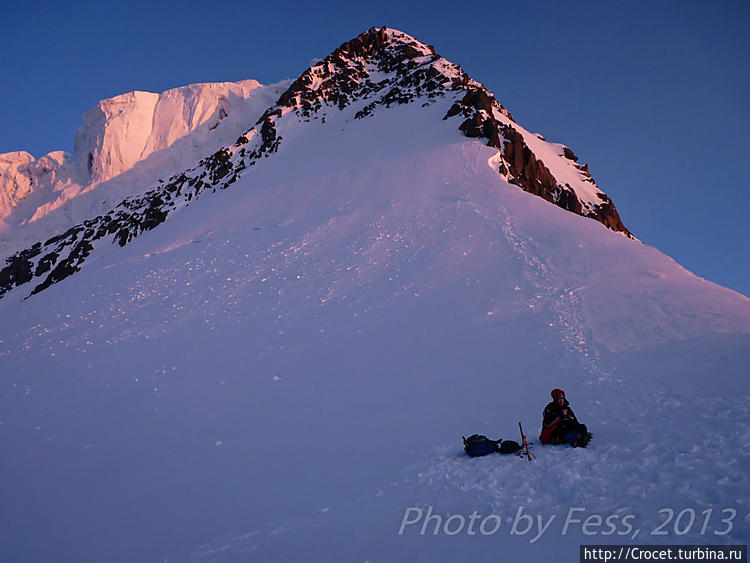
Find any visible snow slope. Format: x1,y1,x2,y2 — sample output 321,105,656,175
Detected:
0,27,749,563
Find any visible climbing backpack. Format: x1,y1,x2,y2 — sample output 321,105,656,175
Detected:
499,440,522,454
462,434,499,457
462,435,523,457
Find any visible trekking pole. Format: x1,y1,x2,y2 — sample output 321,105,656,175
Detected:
519,422,535,462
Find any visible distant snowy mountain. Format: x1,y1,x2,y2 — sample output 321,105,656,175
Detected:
0,78,287,242
74,80,262,185
1,27,748,563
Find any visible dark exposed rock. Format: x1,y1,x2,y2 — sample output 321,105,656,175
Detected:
44,226,82,247
0,248,38,297
501,127,568,207
591,192,629,233
34,252,58,276
30,239,94,296
440,65,631,237
562,147,578,161
258,118,281,156
204,148,233,183
272,27,449,125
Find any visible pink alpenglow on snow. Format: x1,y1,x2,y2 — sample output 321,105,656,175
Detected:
0,27,748,563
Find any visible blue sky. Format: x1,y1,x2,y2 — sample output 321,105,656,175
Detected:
1,0,748,296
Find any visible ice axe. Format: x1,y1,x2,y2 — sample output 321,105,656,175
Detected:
519,421,535,462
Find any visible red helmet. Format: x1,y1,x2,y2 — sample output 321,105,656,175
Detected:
551,388,566,400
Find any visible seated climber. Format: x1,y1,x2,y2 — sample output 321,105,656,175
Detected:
539,388,591,447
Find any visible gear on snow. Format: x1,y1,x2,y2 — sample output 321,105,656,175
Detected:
462,434,523,457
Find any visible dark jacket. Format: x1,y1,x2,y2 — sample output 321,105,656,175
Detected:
540,398,579,444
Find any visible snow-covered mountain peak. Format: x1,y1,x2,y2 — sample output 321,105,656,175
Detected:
1,27,639,300
265,26,500,121
256,26,628,235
